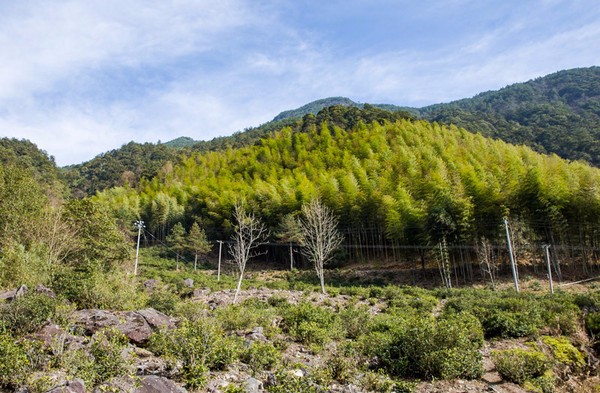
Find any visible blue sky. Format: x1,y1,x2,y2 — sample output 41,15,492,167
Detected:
1,0,599,166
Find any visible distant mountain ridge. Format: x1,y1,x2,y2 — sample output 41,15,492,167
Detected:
272,96,415,122
418,66,600,165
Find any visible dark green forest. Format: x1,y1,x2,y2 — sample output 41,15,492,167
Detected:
419,67,600,165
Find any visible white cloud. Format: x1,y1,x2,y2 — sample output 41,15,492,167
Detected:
1,1,599,166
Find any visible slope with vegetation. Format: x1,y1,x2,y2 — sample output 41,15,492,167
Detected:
419,67,600,165
96,105,600,279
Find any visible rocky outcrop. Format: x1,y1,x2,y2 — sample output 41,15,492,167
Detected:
93,376,187,393
73,308,175,345
46,379,86,393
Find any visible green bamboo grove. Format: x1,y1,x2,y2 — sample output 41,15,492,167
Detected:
96,108,600,272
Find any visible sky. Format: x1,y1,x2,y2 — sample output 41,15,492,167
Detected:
1,1,599,166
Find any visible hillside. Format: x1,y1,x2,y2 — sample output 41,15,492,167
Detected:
64,67,600,197
419,67,600,165
96,106,600,277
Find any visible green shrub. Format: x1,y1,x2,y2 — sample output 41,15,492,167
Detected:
493,348,550,385
148,319,241,388
540,336,586,370
585,312,600,336
0,330,30,388
214,303,277,336
339,303,370,339
241,341,281,372
147,288,180,315
482,309,537,338
0,293,60,336
281,301,343,345
52,266,146,310
364,312,483,380
266,370,321,393
60,326,130,388
359,371,395,393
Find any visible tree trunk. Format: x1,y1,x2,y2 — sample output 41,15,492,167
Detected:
289,243,294,270
194,253,198,271
233,269,244,304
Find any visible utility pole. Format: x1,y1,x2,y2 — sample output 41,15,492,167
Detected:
543,244,554,294
217,240,223,281
503,217,520,292
134,220,145,275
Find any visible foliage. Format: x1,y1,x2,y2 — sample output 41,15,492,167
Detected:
241,341,281,372
60,327,130,388
0,329,31,388
539,336,586,371
364,312,484,380
96,105,600,270
493,348,551,385
52,265,147,310
420,67,600,166
280,301,343,345
148,319,242,388
0,293,61,335
266,370,322,393
443,290,580,339
64,141,179,196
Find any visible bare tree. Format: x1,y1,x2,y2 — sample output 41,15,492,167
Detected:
299,199,344,294
229,201,269,303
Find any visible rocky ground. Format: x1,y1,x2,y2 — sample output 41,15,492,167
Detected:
2,284,598,393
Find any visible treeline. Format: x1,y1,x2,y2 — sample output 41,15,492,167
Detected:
96,106,600,272
420,67,600,165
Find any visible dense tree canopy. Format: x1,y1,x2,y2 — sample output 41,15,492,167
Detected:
419,67,600,165
95,106,600,264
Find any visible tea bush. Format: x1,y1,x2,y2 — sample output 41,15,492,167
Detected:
364,312,483,379
0,292,61,335
0,330,31,389
493,348,550,385
280,301,343,345
148,319,242,388
241,341,281,372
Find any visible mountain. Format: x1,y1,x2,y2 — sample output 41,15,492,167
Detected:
98,105,600,266
67,67,600,197
163,136,196,149
418,67,600,165
63,141,180,197
273,96,415,121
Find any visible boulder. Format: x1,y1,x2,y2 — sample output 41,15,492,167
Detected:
93,376,186,393
46,379,86,393
244,377,263,393
35,284,56,298
14,284,28,299
137,375,188,393
137,308,176,330
0,289,16,301
182,278,194,288
74,309,152,345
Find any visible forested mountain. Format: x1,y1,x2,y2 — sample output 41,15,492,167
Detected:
273,96,415,121
63,141,180,197
419,67,600,165
97,106,600,270
64,67,600,198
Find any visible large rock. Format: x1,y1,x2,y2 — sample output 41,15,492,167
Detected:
93,376,186,393
137,308,176,330
46,379,86,393
74,309,152,345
